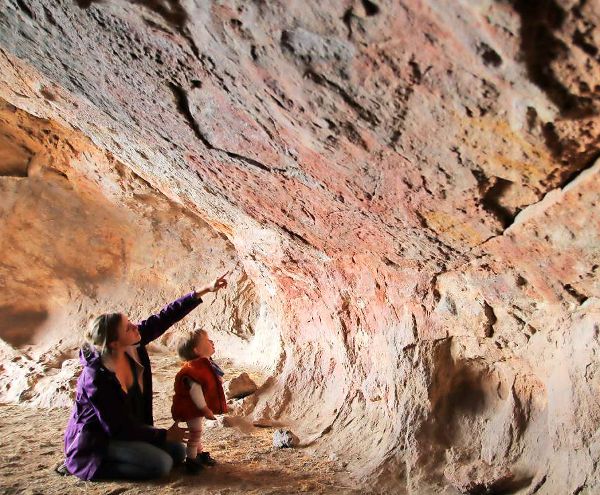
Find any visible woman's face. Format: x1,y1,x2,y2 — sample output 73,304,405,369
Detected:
110,314,141,350
193,331,215,358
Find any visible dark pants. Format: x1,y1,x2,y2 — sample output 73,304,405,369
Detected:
95,440,186,480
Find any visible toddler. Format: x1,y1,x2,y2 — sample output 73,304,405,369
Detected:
171,328,227,473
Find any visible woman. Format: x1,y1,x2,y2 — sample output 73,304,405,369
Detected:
63,274,227,480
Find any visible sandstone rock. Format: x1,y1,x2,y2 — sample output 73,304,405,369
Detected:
281,28,356,65
0,0,599,492
444,460,513,494
221,415,256,434
0,100,266,404
224,372,258,400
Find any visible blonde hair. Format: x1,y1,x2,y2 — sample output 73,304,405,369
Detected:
86,313,122,355
177,328,207,361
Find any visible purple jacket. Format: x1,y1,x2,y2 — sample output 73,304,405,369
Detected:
64,293,202,480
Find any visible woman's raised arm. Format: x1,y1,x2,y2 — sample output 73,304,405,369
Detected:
137,273,229,345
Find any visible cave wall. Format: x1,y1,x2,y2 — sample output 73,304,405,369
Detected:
0,99,273,407
0,0,599,493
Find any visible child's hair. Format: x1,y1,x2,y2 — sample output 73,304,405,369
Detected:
178,328,206,361
86,313,122,355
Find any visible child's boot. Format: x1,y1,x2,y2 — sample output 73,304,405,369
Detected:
185,456,204,474
197,451,217,466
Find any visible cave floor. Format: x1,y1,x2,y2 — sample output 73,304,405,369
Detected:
0,354,359,495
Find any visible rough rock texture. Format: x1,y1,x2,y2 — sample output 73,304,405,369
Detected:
444,459,513,494
224,372,258,400
0,0,599,493
0,99,271,406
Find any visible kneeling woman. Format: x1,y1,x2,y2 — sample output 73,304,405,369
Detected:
63,276,227,481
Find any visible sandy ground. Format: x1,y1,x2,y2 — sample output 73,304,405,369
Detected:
0,353,360,495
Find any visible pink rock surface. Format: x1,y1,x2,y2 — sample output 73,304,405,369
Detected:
0,1,598,492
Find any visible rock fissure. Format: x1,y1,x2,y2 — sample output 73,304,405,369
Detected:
169,82,283,173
